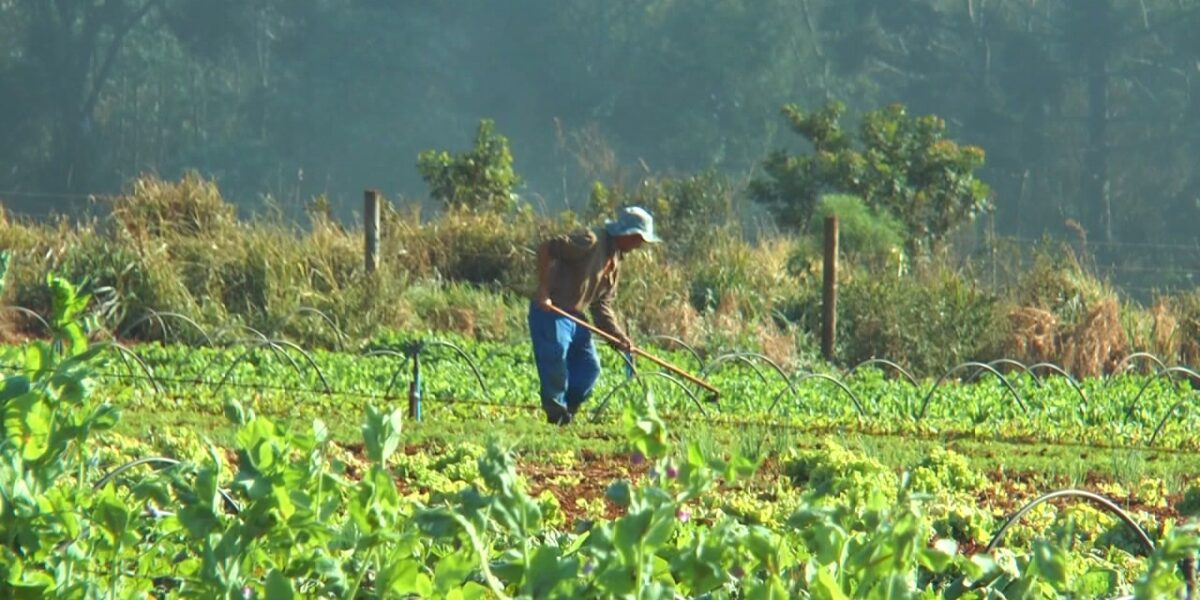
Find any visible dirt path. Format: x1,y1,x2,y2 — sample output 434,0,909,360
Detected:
520,449,649,522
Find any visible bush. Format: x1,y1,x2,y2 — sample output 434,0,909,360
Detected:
836,268,1005,376
1011,243,1113,327
1162,291,1200,368
588,170,739,258
1001,243,1131,376
0,250,8,296
55,231,195,336
807,194,905,268
401,281,524,341
110,172,235,238
3,223,193,337
417,119,522,214
415,208,538,289
685,233,794,319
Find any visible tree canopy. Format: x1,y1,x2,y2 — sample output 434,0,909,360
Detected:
0,0,1197,264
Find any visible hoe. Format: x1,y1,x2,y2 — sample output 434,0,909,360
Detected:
544,303,721,402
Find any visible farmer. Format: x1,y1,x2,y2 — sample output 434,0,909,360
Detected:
529,206,660,425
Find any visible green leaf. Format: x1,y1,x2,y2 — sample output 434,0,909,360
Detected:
642,506,677,551
606,480,632,509
641,581,677,600
919,538,957,572
686,441,706,468
478,444,520,496
962,553,995,582
379,558,432,597
0,376,30,403
457,582,492,600
1031,540,1068,588
47,274,76,327
744,526,778,565
93,488,131,538
23,344,48,378
312,418,329,443
272,483,296,519
177,505,220,540
251,437,276,472
62,323,87,356
88,404,120,431
595,563,637,597
522,545,579,597
223,398,248,425
5,569,55,599
415,508,463,539
745,575,790,600
265,569,296,600
45,274,92,354
810,566,849,600
669,543,724,594
315,555,347,594
807,523,847,566
434,550,476,593
3,395,51,461
723,452,760,482
624,402,669,459
362,404,403,465
613,509,656,566
55,369,92,404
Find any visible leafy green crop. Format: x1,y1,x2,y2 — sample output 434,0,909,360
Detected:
0,276,120,596
2,277,1200,597
76,334,1200,454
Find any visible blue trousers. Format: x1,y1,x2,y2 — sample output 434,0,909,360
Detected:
528,303,601,424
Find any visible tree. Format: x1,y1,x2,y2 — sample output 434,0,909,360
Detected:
5,0,170,192
751,101,991,255
418,120,523,213
814,0,1200,250
0,0,333,205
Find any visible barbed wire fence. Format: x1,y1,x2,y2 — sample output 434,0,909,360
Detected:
964,230,1200,303
7,185,1200,297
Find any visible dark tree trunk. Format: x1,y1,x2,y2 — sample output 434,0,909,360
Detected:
1071,0,1114,245
24,0,162,195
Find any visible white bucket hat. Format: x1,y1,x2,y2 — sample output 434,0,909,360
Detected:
604,206,661,243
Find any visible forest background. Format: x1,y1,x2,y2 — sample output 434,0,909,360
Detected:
3,0,1200,375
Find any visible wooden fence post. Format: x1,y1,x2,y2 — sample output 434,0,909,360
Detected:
364,190,380,274
822,216,838,362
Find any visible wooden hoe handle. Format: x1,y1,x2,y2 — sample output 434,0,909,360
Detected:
543,303,720,397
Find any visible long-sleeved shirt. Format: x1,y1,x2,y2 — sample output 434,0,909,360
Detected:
539,227,626,339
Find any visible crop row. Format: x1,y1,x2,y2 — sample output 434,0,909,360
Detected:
25,331,1190,452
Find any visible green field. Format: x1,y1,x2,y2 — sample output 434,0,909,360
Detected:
7,0,1200,594
6,277,1200,598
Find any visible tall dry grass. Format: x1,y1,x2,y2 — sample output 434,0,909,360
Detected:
3,173,1198,376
